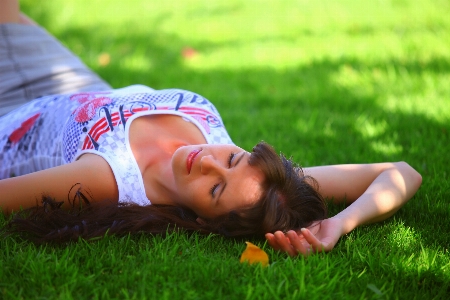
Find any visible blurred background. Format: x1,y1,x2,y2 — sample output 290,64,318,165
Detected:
21,0,450,233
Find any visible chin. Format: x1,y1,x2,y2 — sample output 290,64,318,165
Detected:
174,146,195,179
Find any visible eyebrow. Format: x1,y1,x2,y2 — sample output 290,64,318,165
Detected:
217,152,246,201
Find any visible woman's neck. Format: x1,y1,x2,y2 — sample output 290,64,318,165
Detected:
128,114,207,204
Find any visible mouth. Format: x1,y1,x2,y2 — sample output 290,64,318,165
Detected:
187,149,202,174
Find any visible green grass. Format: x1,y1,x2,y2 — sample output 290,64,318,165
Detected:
2,0,450,299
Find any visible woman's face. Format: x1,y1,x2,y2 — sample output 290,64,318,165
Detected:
171,144,265,218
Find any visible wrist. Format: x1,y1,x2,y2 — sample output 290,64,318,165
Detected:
329,215,356,236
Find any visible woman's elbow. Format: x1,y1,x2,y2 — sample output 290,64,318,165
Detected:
396,161,423,192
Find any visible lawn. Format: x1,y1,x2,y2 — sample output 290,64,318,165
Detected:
1,0,450,299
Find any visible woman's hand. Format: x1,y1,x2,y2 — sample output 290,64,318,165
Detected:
265,217,345,257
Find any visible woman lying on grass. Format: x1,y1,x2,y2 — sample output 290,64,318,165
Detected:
0,1,422,256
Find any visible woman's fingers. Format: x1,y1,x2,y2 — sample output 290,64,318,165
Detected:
266,229,329,257
265,233,281,251
300,228,326,253
273,231,298,257
286,230,311,256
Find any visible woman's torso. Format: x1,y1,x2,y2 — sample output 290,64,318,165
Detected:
0,85,233,203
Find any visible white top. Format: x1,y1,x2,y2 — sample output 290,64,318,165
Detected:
0,85,233,205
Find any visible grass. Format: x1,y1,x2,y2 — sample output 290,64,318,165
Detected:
1,0,450,299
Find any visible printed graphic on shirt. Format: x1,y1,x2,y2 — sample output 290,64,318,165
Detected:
62,90,226,163
7,113,41,146
0,94,70,179
70,92,113,123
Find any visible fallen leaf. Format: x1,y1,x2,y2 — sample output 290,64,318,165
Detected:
239,242,269,267
98,52,111,66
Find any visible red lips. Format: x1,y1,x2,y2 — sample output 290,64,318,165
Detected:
187,149,201,173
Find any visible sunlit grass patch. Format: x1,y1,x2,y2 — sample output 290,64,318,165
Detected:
2,0,449,299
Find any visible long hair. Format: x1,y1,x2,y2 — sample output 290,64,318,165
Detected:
4,142,327,243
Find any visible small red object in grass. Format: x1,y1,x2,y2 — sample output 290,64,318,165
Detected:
182,47,198,59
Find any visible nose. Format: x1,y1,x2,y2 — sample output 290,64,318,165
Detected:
200,155,225,175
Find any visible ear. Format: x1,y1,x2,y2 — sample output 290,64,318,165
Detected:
196,217,206,225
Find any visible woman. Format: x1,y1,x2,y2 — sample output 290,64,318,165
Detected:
0,1,422,256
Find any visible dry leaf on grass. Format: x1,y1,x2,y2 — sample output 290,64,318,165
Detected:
239,242,269,267
98,53,111,66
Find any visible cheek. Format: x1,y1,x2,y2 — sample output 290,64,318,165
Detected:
192,186,213,214
192,185,206,204
171,148,184,172
182,182,204,207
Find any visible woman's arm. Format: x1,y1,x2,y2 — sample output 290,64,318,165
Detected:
266,162,422,256
0,154,118,214
0,0,20,24
305,162,422,225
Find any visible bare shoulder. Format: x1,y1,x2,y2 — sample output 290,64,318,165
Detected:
71,153,119,201
77,152,113,168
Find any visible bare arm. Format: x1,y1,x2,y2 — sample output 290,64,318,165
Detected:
266,162,422,256
304,162,422,231
0,0,38,25
0,0,20,24
0,154,118,214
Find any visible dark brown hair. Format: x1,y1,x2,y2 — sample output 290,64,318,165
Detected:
4,142,327,243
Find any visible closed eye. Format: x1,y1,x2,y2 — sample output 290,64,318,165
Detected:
210,152,243,199
210,153,234,198
228,152,235,168
210,184,219,197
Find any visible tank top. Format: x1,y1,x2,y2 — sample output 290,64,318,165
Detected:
0,85,233,205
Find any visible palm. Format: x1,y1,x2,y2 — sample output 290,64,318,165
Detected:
265,217,344,257
304,218,343,250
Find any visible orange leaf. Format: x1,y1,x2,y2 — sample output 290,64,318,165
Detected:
239,242,269,267
98,53,110,66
